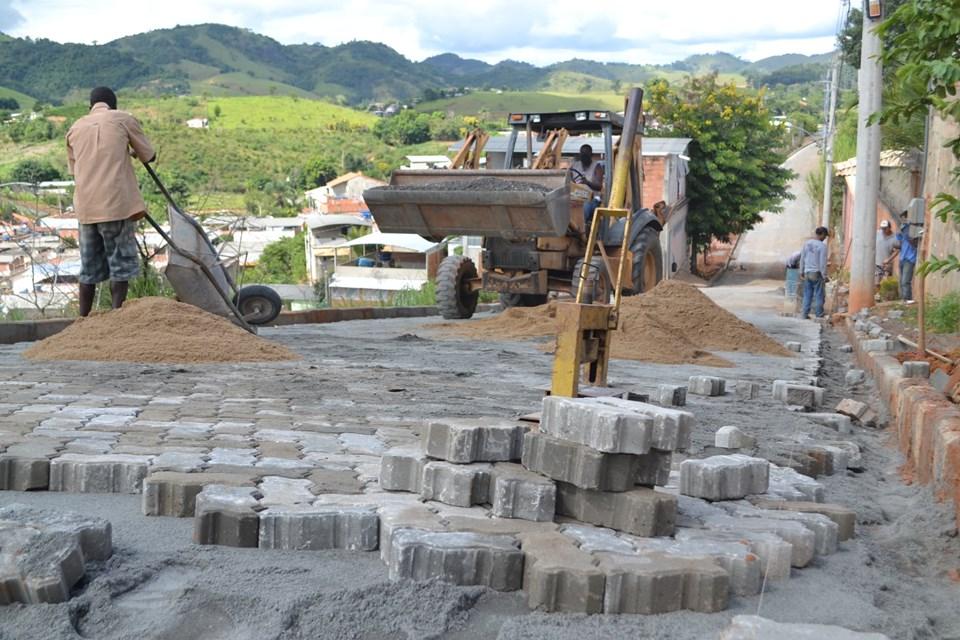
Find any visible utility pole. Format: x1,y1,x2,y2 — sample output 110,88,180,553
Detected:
848,0,884,314
821,54,841,229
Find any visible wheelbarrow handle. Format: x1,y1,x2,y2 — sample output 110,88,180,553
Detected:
141,160,183,214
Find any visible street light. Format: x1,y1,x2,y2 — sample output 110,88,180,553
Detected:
866,0,882,20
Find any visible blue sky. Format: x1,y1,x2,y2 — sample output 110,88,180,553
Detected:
0,0,845,65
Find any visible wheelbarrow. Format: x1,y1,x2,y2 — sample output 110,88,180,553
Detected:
140,161,283,332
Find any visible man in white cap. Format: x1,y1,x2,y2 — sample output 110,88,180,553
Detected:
875,219,900,288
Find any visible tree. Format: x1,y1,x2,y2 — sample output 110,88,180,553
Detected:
839,0,908,70
646,75,795,273
301,155,339,189
247,232,307,284
10,159,62,184
212,104,222,119
876,0,960,276
0,98,18,110
373,109,432,145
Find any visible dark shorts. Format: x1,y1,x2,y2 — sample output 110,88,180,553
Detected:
79,219,140,284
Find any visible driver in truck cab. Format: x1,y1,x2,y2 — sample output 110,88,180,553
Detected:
569,144,604,231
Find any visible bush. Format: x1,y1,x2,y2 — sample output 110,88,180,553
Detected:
878,276,900,302
927,293,960,334
10,159,62,184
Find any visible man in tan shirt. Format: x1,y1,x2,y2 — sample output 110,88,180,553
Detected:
66,86,155,316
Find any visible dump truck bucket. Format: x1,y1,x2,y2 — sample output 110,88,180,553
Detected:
363,169,570,240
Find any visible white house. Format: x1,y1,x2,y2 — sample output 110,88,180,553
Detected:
403,155,452,170
304,213,372,285
186,118,209,129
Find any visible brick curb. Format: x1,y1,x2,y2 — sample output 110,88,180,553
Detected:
842,319,960,527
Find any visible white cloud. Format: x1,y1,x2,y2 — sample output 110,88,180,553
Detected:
7,0,844,64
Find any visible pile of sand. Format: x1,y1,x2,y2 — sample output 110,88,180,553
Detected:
438,280,791,367
23,297,298,364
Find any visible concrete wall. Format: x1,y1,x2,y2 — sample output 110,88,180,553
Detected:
923,114,960,298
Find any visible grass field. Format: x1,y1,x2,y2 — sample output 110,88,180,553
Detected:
191,74,319,100
0,85,36,109
205,96,377,130
417,91,626,118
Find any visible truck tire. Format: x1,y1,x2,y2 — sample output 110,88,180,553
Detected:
630,226,664,294
235,285,283,325
571,257,611,304
499,292,549,308
437,255,479,319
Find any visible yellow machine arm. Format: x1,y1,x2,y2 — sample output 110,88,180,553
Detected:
551,87,644,398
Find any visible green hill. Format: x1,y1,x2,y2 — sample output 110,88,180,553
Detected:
0,85,36,109
417,91,624,118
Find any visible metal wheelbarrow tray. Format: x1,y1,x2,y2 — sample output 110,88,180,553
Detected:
141,162,282,332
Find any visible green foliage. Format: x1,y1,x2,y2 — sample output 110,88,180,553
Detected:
877,0,960,278
0,97,18,110
9,158,61,183
926,292,960,333
374,109,432,145
878,276,900,301
392,280,436,307
301,156,339,189
839,0,909,71
5,116,60,143
246,232,307,284
646,74,794,272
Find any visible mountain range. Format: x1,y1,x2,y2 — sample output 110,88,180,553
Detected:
0,24,832,105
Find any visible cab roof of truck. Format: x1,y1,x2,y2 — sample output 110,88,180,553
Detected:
507,110,630,134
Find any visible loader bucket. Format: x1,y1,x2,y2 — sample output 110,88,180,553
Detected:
363,170,570,240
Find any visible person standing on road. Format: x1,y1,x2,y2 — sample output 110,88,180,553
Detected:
67,87,156,317
799,226,830,319
874,219,900,287
897,209,919,302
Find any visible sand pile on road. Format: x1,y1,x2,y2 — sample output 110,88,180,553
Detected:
23,297,298,364
438,280,791,366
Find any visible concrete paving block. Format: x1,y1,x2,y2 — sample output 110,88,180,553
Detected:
555,483,676,536
423,419,524,463
560,522,636,554
258,476,315,506
702,513,816,568
0,504,112,562
521,431,637,491
420,461,491,507
624,534,761,597
679,455,769,501
656,384,687,407
444,515,557,537
772,381,823,408
581,397,694,452
824,440,863,470
785,341,802,352
715,426,747,449
379,445,427,492
307,468,363,495
193,485,262,547
142,471,256,517
49,454,151,494
540,395,653,454
676,527,793,582
734,381,760,400
0,525,85,604
845,369,867,386
596,552,729,614
835,398,869,420
149,451,206,473
0,455,49,491
862,338,897,353
489,463,555,522
377,503,446,562
520,531,604,613
804,413,853,434
720,502,838,556
634,450,673,487
258,505,379,551
768,465,826,503
817,445,850,475
688,376,726,397
721,615,891,639
748,498,855,541
902,361,931,379
389,529,523,591
840,344,854,353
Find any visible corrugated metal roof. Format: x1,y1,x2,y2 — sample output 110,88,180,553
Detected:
450,135,691,157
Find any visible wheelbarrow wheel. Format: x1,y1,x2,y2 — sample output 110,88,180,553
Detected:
235,285,283,325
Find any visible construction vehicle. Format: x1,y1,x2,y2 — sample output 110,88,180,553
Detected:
363,93,664,319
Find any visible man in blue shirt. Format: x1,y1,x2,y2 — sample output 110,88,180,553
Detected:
897,210,918,302
799,226,830,319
